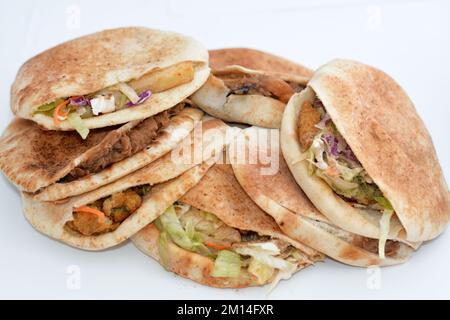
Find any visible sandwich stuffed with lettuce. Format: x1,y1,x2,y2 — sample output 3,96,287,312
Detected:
231,127,415,266
11,27,209,134
132,157,323,288
280,59,450,245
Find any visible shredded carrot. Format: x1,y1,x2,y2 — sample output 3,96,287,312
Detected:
74,206,106,222
205,241,232,250
53,100,69,126
326,166,338,176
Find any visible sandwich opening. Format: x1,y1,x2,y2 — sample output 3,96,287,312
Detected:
58,102,186,182
65,184,152,236
214,69,305,103
296,91,399,257
305,217,401,259
33,61,196,138
153,203,311,286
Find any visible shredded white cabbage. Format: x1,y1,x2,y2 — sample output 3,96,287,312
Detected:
310,138,328,170
234,244,296,274
335,162,362,181
316,170,358,191
248,258,274,285
67,113,89,140
117,82,140,103
378,209,393,259
234,242,297,292
246,242,280,255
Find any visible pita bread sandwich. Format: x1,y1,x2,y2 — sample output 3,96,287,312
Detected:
190,48,312,128
231,127,415,266
11,27,209,134
0,104,203,200
132,158,323,289
280,59,450,244
209,48,313,80
21,117,232,250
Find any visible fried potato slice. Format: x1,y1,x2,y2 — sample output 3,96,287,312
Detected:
129,61,195,93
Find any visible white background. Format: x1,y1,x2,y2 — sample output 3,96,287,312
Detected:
0,0,449,299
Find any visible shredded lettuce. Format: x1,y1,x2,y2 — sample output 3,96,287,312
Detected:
67,112,90,140
374,196,394,211
158,231,171,270
235,242,297,292
211,250,242,277
235,246,295,271
116,93,129,110
179,208,241,245
335,162,362,182
316,169,358,191
117,82,140,103
378,209,393,259
248,258,275,284
305,123,394,211
34,101,57,114
157,205,210,256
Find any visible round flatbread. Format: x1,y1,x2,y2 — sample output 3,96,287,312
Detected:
21,119,231,250
209,47,313,80
281,59,450,242
11,27,209,130
0,107,203,198
132,161,323,288
231,127,414,266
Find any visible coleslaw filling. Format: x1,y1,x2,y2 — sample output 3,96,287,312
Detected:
154,204,309,287
34,61,195,138
298,98,396,258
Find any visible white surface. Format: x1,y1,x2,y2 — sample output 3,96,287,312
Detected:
0,0,449,300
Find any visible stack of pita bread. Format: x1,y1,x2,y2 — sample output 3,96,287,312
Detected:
0,27,448,289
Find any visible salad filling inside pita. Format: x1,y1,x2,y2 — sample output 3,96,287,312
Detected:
154,203,313,287
281,59,450,245
11,27,210,136
35,62,195,139
297,95,397,256
231,127,414,266
133,162,322,288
